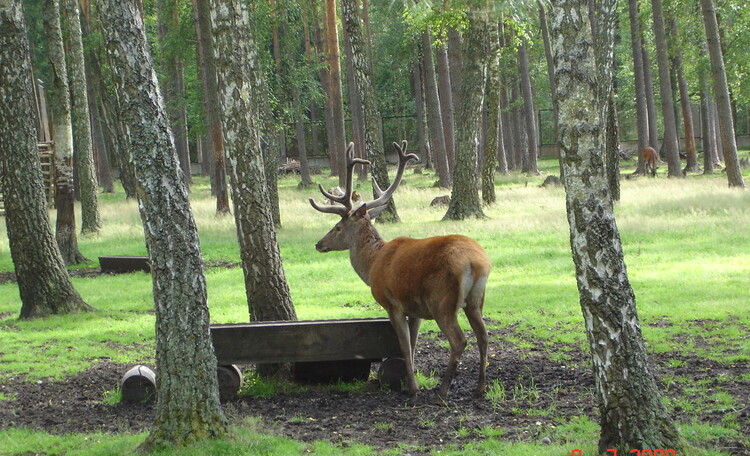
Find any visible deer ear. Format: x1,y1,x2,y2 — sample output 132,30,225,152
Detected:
353,203,368,219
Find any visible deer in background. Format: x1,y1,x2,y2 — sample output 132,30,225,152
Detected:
310,141,491,399
643,146,660,177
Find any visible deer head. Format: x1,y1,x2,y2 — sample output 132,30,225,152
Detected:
310,141,418,253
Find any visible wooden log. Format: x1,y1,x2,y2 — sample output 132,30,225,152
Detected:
120,365,156,403
99,255,150,273
210,318,401,365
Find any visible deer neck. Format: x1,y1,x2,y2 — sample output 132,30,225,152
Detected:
349,221,384,286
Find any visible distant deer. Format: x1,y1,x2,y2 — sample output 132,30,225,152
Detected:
310,141,491,399
643,146,660,177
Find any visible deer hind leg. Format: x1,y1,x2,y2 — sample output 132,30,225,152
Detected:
464,301,488,397
434,305,467,400
388,310,419,396
407,316,422,364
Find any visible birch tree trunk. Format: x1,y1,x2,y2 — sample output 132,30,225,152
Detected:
42,0,87,265
97,1,227,449
209,0,298,323
341,0,400,223
550,0,685,451
0,0,93,320
443,13,486,221
62,0,100,234
700,0,745,188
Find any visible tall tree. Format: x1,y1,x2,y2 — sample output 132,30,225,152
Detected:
209,0,298,323
482,17,501,205
42,0,87,265
323,0,346,183
668,16,699,173
443,12,486,221
0,0,93,320
97,2,227,450
421,29,451,187
436,38,456,174
539,2,561,173
341,0,400,222
650,0,683,177
550,0,686,452
700,0,745,188
156,0,192,186
61,0,100,234
642,46,659,151
517,35,540,175
192,0,230,214
627,0,650,175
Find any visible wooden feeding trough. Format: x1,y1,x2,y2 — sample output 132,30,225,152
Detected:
210,318,405,396
99,255,150,274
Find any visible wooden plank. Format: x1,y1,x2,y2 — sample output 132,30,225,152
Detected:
210,318,402,365
99,255,151,273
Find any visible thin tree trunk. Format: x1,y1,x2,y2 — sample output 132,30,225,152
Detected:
42,0,87,265
550,0,686,451
627,0,650,175
482,18,501,205
324,0,346,183
411,58,430,169
650,0,683,177
539,2,561,173
315,21,337,173
0,0,93,320
421,29,451,187
668,16,699,173
435,42,455,174
700,0,745,188
62,0,100,234
642,46,659,150
518,36,540,175
699,69,715,174
98,2,227,449
341,0,400,222
340,2,367,181
193,0,230,214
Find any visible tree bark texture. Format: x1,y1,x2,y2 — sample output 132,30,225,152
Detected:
550,0,685,452
667,16,698,173
627,0,649,174
641,46,659,151
421,29,451,187
341,0,400,223
193,0,230,214
443,13,486,221
340,4,367,181
62,0,100,234
209,0,297,322
97,2,227,449
42,0,87,265
700,0,745,188
650,0,683,177
435,42,456,174
481,19,500,205
324,0,346,182
411,57,430,169
518,36,540,175
0,0,92,320
539,3,561,173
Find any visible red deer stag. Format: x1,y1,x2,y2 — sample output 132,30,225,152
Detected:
310,141,491,399
643,146,660,177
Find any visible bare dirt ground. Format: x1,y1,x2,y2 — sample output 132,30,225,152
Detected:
1,324,748,455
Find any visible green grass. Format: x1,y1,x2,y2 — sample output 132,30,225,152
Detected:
1,156,749,454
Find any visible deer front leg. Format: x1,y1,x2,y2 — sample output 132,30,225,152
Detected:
388,310,419,396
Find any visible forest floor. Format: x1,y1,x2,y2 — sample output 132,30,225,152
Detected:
1,311,748,455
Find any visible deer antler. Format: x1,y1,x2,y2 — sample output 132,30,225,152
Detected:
309,142,369,217
367,140,418,210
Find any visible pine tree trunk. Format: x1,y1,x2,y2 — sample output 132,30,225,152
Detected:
700,0,745,188
0,1,93,320
341,0,400,223
42,0,87,265
627,0,650,175
209,0,298,323
443,14,486,221
650,0,683,177
421,29,451,187
668,17,699,173
193,0,230,214
482,19,501,205
518,36,540,175
642,46,659,150
62,0,100,234
435,42,455,174
411,58,430,169
550,0,686,451
97,2,227,449
340,6,367,181
324,0,346,183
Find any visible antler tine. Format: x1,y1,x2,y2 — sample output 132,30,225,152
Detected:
368,140,418,208
310,142,369,217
